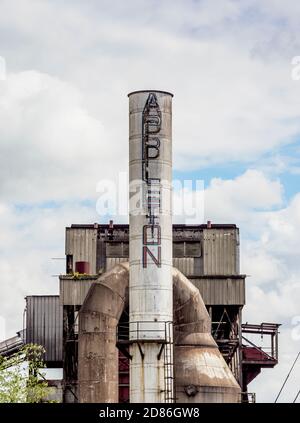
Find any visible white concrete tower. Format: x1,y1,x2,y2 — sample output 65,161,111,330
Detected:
128,90,174,403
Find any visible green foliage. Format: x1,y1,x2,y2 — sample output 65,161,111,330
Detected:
72,272,91,279
0,344,55,403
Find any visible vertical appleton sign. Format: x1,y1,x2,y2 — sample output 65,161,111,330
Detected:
142,93,162,268
128,90,173,402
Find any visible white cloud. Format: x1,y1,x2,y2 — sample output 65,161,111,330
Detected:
0,70,123,203
0,1,300,174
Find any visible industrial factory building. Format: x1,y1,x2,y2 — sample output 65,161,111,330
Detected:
0,91,280,403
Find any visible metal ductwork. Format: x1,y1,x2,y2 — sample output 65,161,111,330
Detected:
78,263,241,403
173,267,241,402
78,89,240,403
78,264,128,403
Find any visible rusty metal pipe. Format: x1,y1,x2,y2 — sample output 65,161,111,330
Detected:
78,263,240,403
173,267,241,402
78,264,128,403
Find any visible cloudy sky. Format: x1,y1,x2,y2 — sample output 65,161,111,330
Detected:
0,0,300,402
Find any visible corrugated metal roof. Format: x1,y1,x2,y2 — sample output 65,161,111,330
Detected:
106,257,128,271
26,296,63,362
0,331,24,356
192,277,245,305
203,228,239,275
69,224,237,230
173,258,195,276
65,227,97,274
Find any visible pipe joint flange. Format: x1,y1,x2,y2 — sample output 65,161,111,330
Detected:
184,384,198,397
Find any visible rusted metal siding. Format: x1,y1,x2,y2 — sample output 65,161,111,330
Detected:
106,257,128,271
172,240,202,276
0,331,24,356
26,296,63,362
65,228,97,274
106,242,128,258
173,258,195,276
203,228,239,275
64,225,240,278
192,277,245,305
59,276,98,305
173,241,201,257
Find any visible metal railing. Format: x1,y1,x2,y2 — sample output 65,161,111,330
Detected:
118,320,173,343
117,320,175,403
241,392,256,403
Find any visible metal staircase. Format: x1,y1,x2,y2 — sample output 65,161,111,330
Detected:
163,321,175,403
0,330,25,357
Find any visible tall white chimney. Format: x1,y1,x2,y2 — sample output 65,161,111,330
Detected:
128,90,174,403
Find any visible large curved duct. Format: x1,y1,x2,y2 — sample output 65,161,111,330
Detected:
78,264,128,403
173,267,241,402
78,263,241,403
